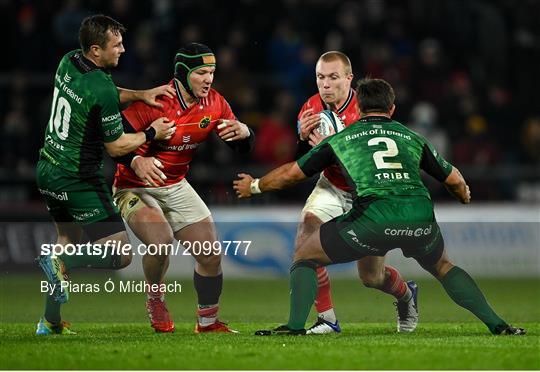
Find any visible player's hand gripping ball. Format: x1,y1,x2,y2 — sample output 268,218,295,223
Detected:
316,110,345,136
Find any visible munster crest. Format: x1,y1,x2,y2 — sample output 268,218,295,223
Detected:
199,116,211,129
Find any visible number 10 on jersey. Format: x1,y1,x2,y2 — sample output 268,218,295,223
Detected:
48,87,71,140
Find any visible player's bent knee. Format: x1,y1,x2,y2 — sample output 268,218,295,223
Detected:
195,252,221,269
435,259,454,279
293,235,312,254
360,272,385,288
293,249,313,263
299,213,322,234
290,259,320,272
143,251,169,265
117,252,133,269
152,233,174,248
293,242,324,263
293,246,310,262
296,213,322,244
418,254,454,280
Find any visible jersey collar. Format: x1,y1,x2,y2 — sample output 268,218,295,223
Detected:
172,79,211,109
70,50,110,74
321,88,354,114
359,115,393,123
173,79,189,110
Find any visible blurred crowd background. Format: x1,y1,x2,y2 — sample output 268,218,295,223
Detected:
1,0,539,211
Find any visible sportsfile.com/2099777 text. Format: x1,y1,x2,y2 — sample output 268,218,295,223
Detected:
40,240,251,258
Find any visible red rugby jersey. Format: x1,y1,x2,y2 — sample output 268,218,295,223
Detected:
114,79,236,189
297,89,360,191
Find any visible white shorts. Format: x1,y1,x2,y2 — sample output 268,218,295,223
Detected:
301,174,353,223
113,178,211,233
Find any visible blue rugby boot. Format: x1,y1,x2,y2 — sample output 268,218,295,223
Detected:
36,318,76,335
36,255,69,303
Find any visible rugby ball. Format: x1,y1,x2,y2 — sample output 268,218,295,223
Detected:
316,110,345,137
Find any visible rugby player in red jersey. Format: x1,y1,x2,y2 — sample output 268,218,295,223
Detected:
113,43,254,333
294,52,418,334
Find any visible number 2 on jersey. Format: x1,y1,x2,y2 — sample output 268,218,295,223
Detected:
367,137,403,169
48,87,71,140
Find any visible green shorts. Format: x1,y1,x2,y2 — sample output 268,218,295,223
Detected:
36,159,120,225
320,195,444,264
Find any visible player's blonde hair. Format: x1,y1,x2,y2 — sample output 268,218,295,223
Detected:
318,51,352,75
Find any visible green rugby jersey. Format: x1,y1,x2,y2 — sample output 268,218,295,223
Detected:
39,50,123,176
297,116,453,200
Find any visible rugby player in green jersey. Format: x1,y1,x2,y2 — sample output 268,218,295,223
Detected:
35,15,176,335
234,78,524,336
296,51,416,335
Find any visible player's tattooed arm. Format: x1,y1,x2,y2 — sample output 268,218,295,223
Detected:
233,162,307,198
117,85,175,108
444,167,471,204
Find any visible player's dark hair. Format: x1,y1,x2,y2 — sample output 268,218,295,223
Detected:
79,14,126,53
356,78,395,113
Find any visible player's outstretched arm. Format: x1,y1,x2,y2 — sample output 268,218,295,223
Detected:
117,85,175,108
105,117,175,157
233,162,307,198
443,166,471,204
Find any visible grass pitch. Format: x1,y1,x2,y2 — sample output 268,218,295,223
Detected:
1,274,539,369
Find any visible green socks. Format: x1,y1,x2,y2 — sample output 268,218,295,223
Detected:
43,244,122,325
44,294,61,324
441,266,506,333
287,265,318,330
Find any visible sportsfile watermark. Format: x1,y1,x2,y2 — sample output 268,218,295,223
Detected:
40,240,251,258
1,219,538,278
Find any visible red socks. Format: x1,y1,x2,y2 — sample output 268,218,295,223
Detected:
381,265,410,301
314,267,334,313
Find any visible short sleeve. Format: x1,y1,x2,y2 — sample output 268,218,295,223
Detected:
297,139,336,177
419,140,453,182
96,84,123,142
